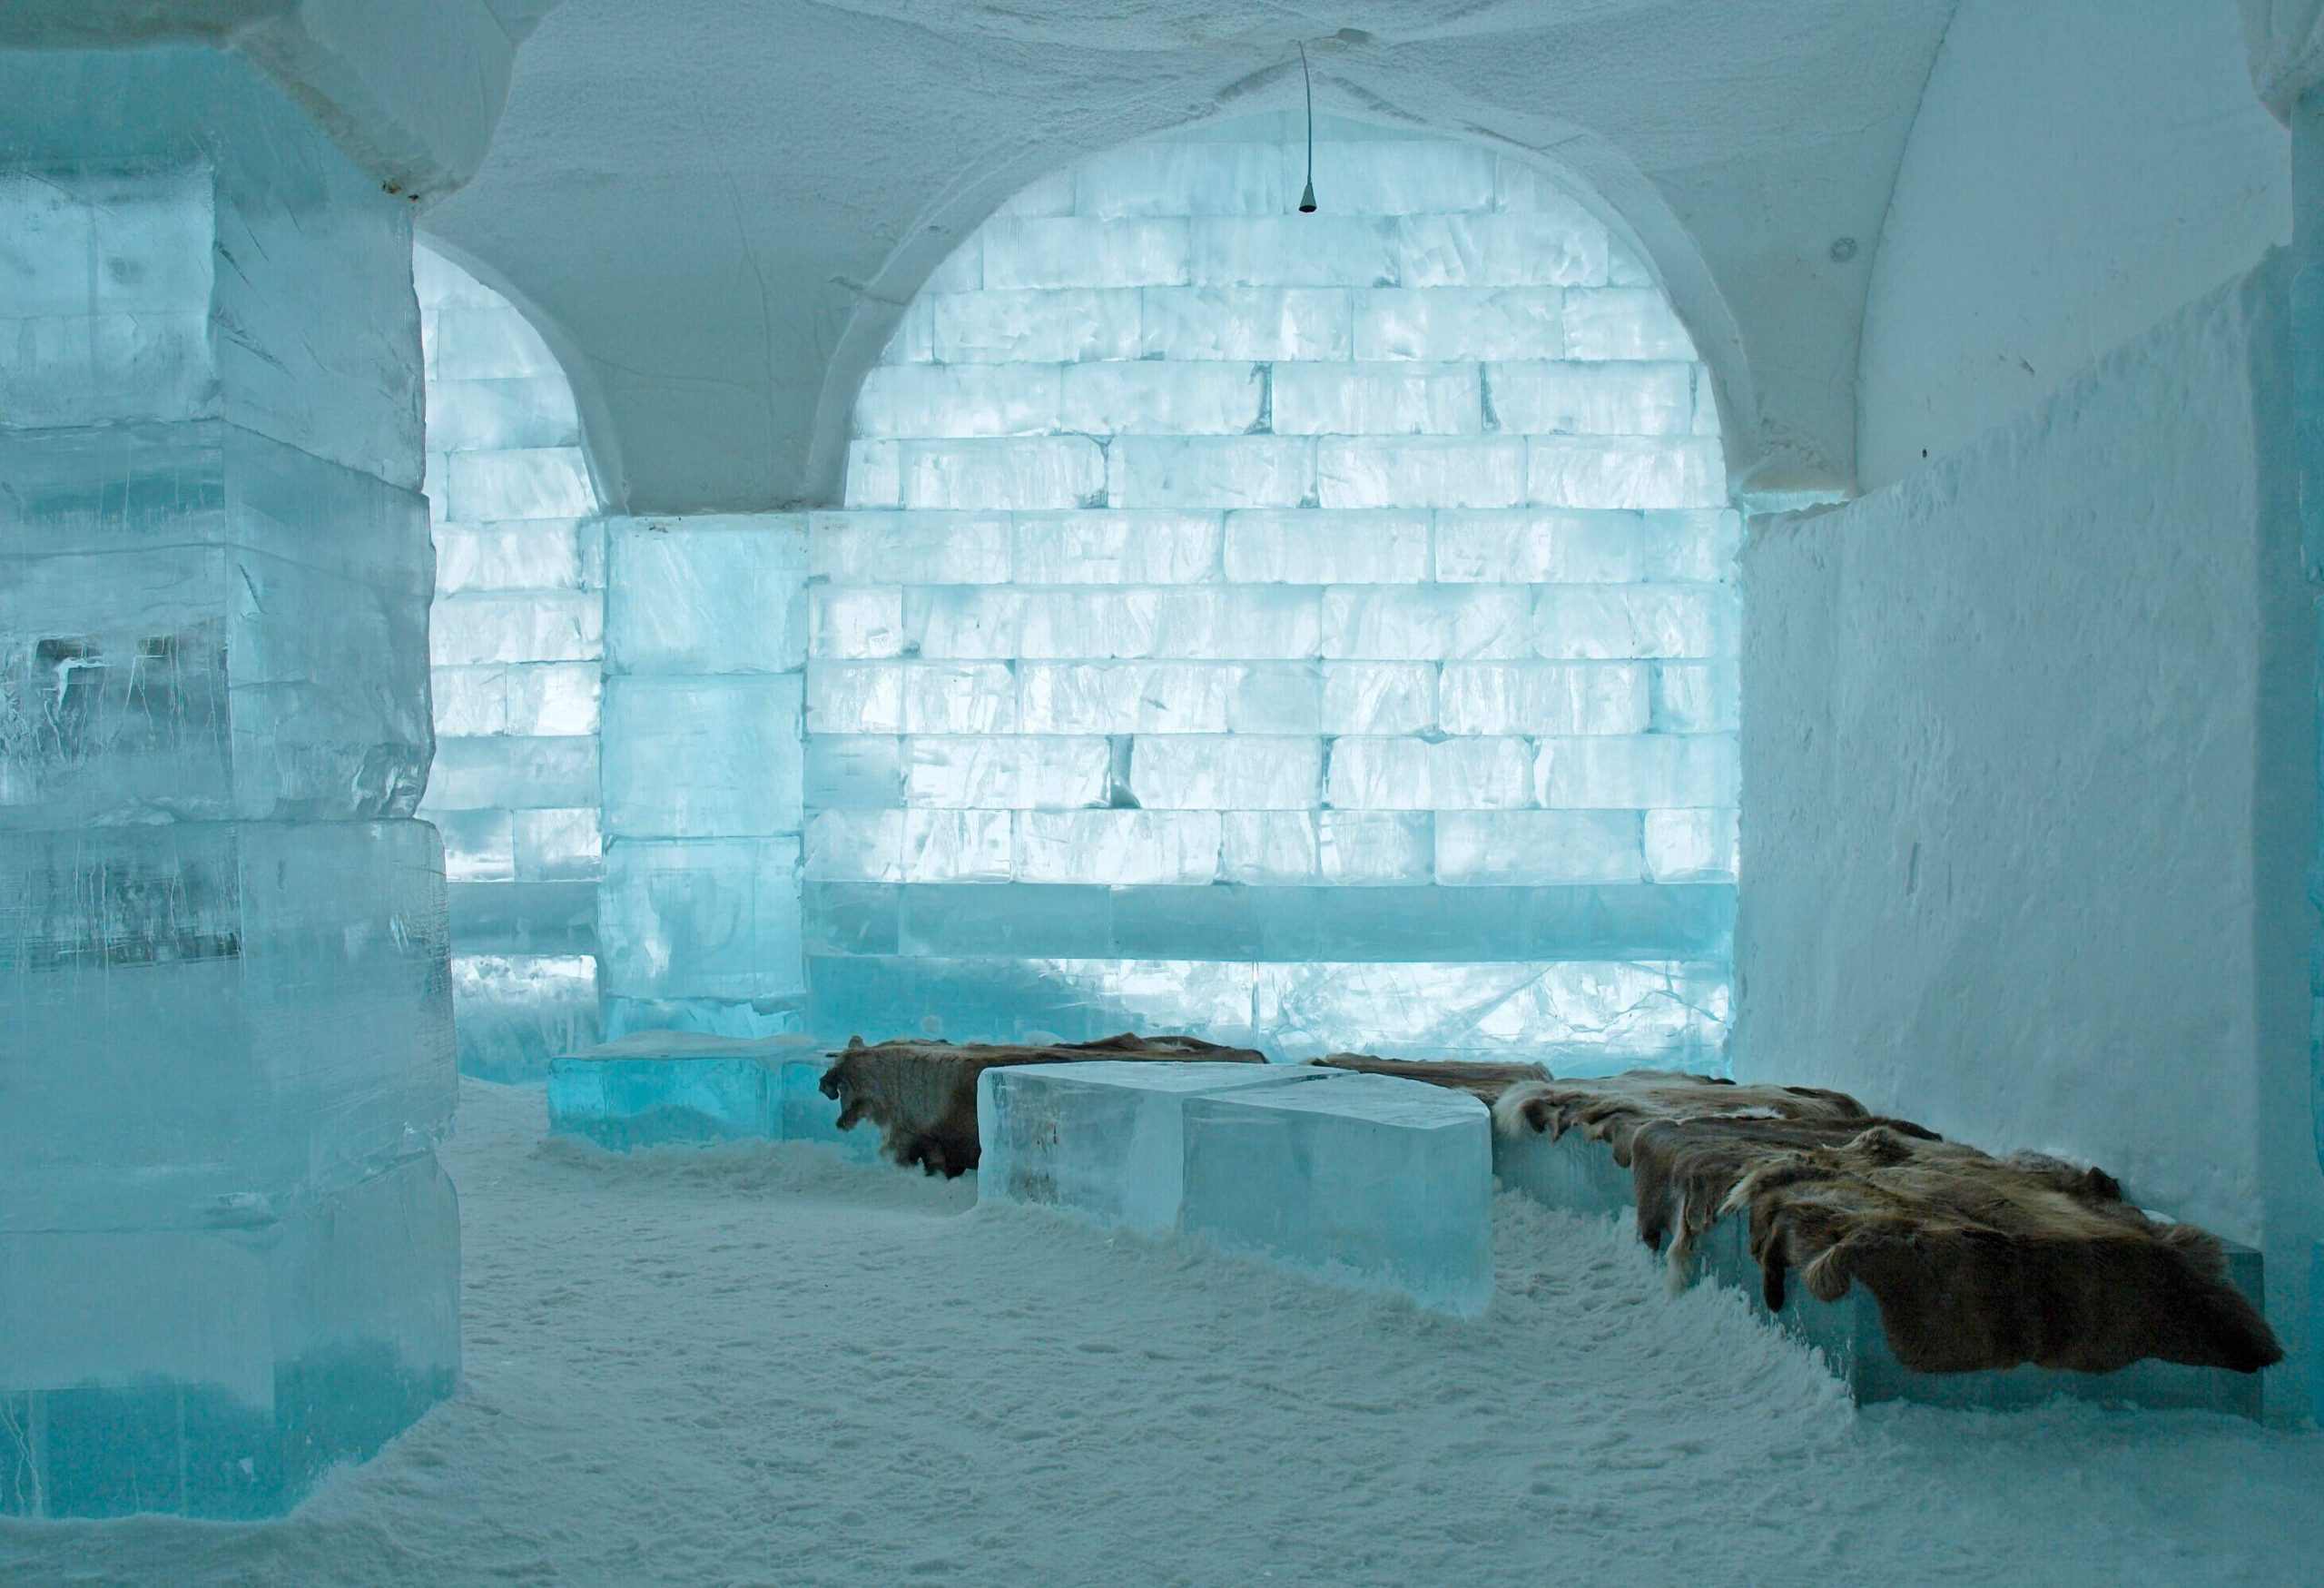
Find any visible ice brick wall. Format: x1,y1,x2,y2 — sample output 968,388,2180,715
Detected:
414,243,603,1080
812,119,1738,1067
598,515,810,1039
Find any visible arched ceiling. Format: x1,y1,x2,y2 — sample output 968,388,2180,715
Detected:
424,0,1960,514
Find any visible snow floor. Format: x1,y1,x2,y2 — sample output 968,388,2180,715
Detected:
7,1077,2324,1586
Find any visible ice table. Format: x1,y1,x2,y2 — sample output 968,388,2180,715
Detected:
978,1060,1332,1233
1496,1125,2268,1418
547,1033,876,1159
1179,1070,1493,1317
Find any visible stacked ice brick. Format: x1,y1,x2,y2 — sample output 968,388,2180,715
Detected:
414,245,605,1079
596,516,810,1038
0,48,458,1516
807,116,1738,1066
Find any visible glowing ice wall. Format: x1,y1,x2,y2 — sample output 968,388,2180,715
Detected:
1,46,458,1517
414,243,603,1079
811,119,1738,1067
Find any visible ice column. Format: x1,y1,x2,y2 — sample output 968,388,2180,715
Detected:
597,516,811,1038
0,47,458,1517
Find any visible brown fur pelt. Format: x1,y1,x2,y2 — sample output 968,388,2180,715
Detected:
819,1031,1265,1177
1495,1071,2282,1376
1312,1052,1551,1105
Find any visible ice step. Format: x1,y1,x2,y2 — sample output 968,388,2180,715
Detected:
1180,1070,1492,1316
1494,1125,2267,1418
546,1033,877,1159
977,1060,1333,1233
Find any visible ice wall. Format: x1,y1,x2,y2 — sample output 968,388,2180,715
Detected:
1,46,458,1515
807,121,1737,1065
1740,260,2318,1402
414,243,604,1080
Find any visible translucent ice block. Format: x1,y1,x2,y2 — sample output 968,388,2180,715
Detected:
1437,662,1649,735
1320,586,1531,660
927,289,1144,365
450,952,601,1082
1643,807,1739,883
1189,216,1402,288
903,735,1108,809
1010,511,1225,585
606,515,809,675
901,438,1105,510
423,735,598,812
1108,436,1317,510
1562,287,1699,360
1015,810,1220,884
0,820,454,1228
1534,734,1738,809
0,49,422,486
809,586,907,660
445,447,593,521
598,836,805,1001
1531,587,1727,660
980,217,1191,290
1393,212,1608,289
1315,437,1525,509
1649,660,1740,733
807,661,1017,735
432,519,598,593
423,374,582,453
601,675,804,839
0,422,432,824
1435,810,1646,885
0,1149,459,1520
1324,735,1533,810
1486,361,1694,437
1178,1071,1492,1316
1057,361,1264,436
1137,287,1352,361
1222,510,1432,584
1319,662,1438,735
809,510,1013,585
1127,734,1320,809
429,589,602,666
1433,509,1738,585
1525,437,1724,510
1350,287,1563,362
805,735,905,808
1219,811,1432,885
1270,363,1481,435
978,1060,1329,1233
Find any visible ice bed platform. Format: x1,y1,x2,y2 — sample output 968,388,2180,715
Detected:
1497,1125,2268,1419
547,1033,877,1159
980,1061,1492,1317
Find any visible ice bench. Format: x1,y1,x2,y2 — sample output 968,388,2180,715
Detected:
1497,1122,2269,1419
979,1061,1492,1317
547,1032,877,1159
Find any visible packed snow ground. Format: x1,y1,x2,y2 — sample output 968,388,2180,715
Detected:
7,1078,2323,1587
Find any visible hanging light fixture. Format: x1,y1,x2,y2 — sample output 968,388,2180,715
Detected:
1297,41,1318,212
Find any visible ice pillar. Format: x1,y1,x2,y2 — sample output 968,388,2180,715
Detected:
1,47,458,1517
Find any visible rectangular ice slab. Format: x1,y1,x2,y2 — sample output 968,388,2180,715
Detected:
0,1149,459,1519
1,422,433,824
978,1061,1329,1233
0,819,455,1228
1493,1125,2266,1419
547,1033,875,1159
1178,1071,1492,1316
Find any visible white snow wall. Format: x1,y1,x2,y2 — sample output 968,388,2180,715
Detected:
807,119,1738,1063
1739,259,2319,1402
413,243,604,1079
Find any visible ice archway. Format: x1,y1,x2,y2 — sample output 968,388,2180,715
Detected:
803,116,1739,1070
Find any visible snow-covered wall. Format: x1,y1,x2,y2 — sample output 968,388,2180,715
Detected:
1740,261,2315,1295
1856,0,2290,491
806,121,1739,1065
415,242,604,1079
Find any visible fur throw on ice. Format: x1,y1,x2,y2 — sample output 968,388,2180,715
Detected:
819,1032,1265,1177
1312,1053,1551,1104
1494,1071,2282,1376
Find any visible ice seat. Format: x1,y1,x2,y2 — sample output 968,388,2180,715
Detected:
0,1149,459,1520
1179,1071,1492,1316
547,1033,875,1159
1493,1125,2267,1418
977,1060,1330,1232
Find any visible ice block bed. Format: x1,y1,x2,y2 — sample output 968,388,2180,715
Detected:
547,1033,876,1159
1482,1070,2280,1418
979,1060,1493,1317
